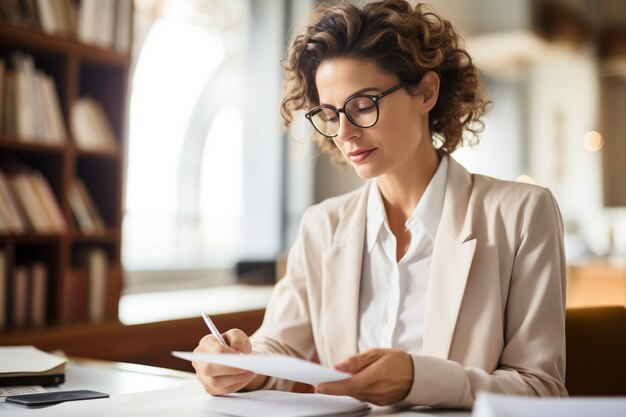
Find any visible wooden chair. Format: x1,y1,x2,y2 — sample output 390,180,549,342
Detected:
565,306,626,395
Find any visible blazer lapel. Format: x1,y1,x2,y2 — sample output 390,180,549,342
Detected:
320,186,369,365
423,157,477,358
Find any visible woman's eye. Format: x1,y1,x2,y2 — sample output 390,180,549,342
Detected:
349,98,376,114
322,114,338,123
357,105,375,113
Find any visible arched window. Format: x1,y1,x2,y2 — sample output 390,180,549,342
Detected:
124,1,249,276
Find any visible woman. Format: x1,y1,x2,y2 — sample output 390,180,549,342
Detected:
193,0,567,408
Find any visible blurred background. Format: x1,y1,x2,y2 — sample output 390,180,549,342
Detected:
121,0,626,314
1,0,625,377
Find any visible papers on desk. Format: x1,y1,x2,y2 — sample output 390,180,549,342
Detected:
0,346,66,387
172,351,351,385
210,390,371,417
473,392,626,417
7,380,370,417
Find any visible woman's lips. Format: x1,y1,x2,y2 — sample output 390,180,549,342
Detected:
348,148,375,163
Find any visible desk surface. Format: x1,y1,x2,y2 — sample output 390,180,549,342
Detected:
0,358,196,415
0,359,470,417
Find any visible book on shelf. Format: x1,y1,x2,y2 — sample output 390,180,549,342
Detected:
115,0,133,53
2,69,16,136
10,174,51,232
21,0,42,30
68,177,106,233
52,0,77,36
35,0,62,35
11,265,29,329
73,267,87,322
0,159,66,234
0,249,48,331
0,58,4,135
38,73,68,142
29,261,48,328
1,0,77,38
0,206,7,231
30,171,67,232
100,0,115,51
0,0,43,31
0,250,6,330
0,53,67,143
83,248,108,324
10,172,65,233
0,0,133,53
69,247,108,324
78,0,132,52
0,1,26,27
71,96,118,152
3,260,48,330
13,52,39,140
0,245,14,332
0,169,29,234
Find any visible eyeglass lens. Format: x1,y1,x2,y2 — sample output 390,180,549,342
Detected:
310,96,378,137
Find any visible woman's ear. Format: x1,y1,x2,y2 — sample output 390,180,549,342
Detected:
418,71,440,113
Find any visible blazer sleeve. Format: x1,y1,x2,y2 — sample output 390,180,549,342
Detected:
401,188,568,408
248,209,317,392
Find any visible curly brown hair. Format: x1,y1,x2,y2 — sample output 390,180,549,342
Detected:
280,0,489,164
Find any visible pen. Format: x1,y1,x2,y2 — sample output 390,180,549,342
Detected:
201,312,228,346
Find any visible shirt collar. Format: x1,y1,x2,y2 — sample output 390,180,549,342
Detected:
366,179,387,253
365,155,449,252
411,155,448,242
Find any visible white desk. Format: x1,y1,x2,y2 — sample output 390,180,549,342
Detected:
0,359,470,416
0,359,195,415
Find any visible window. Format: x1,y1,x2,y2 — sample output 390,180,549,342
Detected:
123,0,286,290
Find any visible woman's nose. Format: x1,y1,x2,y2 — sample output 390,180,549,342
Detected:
334,113,361,142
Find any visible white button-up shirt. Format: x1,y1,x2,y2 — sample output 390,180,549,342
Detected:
358,156,448,354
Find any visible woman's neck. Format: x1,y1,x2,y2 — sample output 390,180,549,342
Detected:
376,145,440,221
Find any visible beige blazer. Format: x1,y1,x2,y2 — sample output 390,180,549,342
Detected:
250,157,567,408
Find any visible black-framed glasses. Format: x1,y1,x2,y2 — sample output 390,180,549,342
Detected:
305,82,404,139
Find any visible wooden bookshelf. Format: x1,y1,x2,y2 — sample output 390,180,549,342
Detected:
0,310,266,372
0,8,131,342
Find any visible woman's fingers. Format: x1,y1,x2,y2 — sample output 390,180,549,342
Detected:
316,348,414,406
224,329,252,354
198,370,255,393
334,348,383,373
193,328,256,395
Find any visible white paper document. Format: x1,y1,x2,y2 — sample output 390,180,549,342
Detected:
0,346,66,374
3,380,370,417
473,392,626,417
210,390,370,417
172,351,350,385
0,382,203,417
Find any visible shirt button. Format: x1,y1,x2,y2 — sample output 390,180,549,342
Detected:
387,315,394,323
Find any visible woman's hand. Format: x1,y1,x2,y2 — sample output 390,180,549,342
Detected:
192,328,266,395
315,348,414,406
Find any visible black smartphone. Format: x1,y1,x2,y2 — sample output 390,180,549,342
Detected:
5,390,109,407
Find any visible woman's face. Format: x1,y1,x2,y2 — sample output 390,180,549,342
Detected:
315,57,434,179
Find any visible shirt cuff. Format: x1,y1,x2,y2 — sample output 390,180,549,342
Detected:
394,354,471,409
